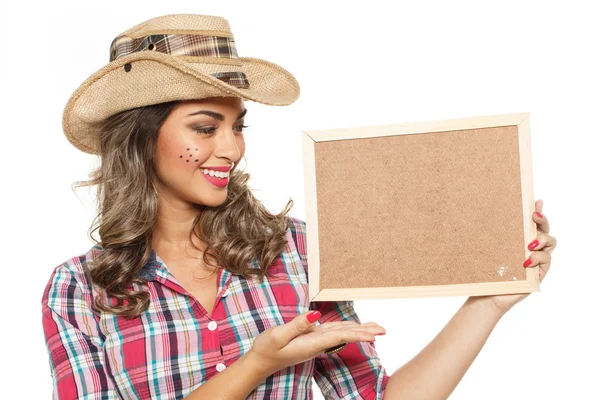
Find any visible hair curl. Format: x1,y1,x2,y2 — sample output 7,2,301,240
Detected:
72,99,293,319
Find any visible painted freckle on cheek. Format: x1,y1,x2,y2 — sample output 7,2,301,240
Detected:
182,148,198,164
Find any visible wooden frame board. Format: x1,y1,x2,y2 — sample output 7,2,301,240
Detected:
302,112,540,302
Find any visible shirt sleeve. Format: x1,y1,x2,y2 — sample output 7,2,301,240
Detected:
288,217,390,400
41,261,121,400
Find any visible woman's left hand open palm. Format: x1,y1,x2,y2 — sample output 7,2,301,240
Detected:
470,199,557,315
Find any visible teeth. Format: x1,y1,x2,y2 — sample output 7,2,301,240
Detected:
202,169,229,179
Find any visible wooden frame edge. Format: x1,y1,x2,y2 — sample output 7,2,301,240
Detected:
517,114,541,291
312,280,541,301
302,130,321,301
304,112,531,142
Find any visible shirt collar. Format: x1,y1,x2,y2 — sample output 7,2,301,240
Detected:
137,248,159,281
91,245,159,281
93,245,243,283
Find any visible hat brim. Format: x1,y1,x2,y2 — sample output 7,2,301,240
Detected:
62,50,300,154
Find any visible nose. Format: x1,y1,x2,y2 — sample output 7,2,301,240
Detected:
213,128,241,162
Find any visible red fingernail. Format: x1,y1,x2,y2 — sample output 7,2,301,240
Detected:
306,311,321,323
523,258,532,268
535,212,543,218
528,240,539,250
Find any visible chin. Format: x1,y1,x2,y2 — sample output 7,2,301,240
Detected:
195,193,228,208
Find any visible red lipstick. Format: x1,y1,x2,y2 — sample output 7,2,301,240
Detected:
199,165,232,188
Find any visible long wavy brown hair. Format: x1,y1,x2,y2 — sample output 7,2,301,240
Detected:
73,99,294,319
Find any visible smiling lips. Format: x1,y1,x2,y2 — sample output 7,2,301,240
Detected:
200,165,233,172
200,164,232,188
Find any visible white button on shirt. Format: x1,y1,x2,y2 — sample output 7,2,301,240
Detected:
216,363,226,372
207,321,217,331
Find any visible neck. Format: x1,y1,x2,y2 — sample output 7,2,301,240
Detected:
152,201,205,257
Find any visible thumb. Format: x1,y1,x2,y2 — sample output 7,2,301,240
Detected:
282,310,321,341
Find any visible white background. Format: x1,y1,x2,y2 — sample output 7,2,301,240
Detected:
1,0,597,398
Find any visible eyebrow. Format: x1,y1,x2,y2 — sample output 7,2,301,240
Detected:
186,108,247,121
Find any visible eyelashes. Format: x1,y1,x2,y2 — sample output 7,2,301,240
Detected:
193,125,249,135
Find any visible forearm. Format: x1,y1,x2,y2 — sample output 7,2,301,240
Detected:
383,296,504,400
185,350,272,400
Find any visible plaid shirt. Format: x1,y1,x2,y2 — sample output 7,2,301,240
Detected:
41,217,389,399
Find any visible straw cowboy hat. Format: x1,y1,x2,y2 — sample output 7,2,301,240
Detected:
62,13,301,155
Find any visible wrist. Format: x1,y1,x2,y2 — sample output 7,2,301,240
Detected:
466,296,507,319
243,349,277,378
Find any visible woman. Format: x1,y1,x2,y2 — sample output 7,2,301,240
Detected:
41,14,557,400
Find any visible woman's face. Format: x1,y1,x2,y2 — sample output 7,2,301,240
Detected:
154,96,247,208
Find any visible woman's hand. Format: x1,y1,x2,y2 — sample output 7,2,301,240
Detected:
471,199,557,315
246,310,386,376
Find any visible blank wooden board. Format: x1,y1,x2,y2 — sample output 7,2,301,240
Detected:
302,112,540,302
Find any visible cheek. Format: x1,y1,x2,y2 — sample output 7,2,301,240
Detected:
177,144,210,167
157,135,210,173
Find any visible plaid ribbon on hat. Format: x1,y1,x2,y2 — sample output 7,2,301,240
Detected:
109,33,250,89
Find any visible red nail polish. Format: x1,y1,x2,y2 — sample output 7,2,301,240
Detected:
528,240,539,250
523,258,532,268
535,212,543,218
306,311,321,323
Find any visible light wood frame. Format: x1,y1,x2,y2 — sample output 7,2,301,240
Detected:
302,112,539,302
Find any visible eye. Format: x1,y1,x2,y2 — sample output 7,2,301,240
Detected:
193,126,216,135
234,124,249,133
193,125,249,135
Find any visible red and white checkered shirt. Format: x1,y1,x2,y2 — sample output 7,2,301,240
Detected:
41,217,389,399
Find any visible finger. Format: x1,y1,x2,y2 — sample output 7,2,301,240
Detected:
523,249,552,283
280,311,322,343
527,233,557,254
323,328,379,347
316,321,360,329
305,321,358,333
318,321,380,329
322,323,386,336
306,321,381,334
533,208,550,234
348,325,386,336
